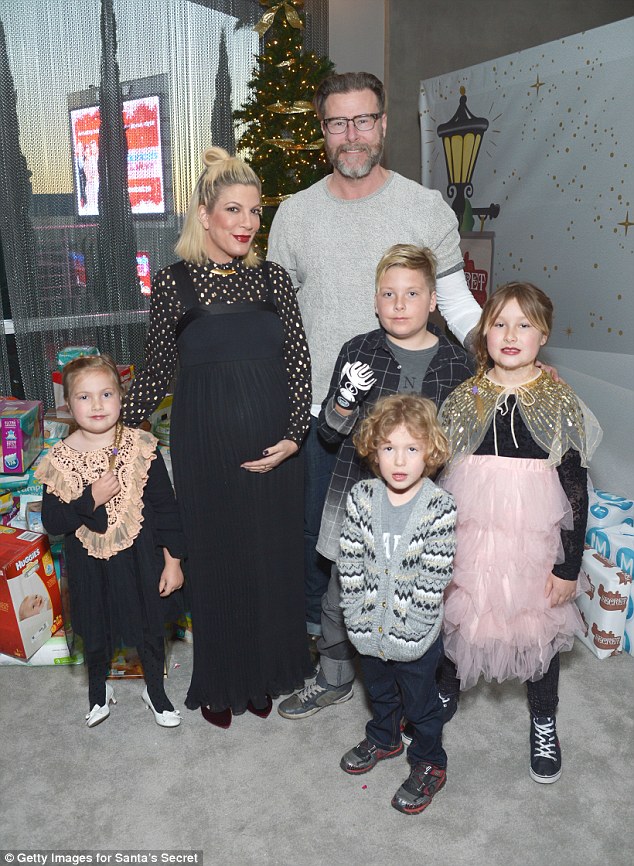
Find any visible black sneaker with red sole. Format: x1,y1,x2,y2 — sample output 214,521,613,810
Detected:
391,763,447,814
340,738,404,774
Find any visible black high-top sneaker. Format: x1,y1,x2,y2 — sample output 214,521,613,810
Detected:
529,715,562,783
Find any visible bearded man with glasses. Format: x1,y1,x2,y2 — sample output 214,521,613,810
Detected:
268,72,482,716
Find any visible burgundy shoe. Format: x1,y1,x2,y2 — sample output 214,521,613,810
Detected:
201,706,232,728
247,695,273,719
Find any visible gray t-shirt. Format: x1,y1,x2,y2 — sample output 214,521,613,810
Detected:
268,171,479,404
387,337,440,395
381,487,419,560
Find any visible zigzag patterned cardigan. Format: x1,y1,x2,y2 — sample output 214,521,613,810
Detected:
337,478,457,663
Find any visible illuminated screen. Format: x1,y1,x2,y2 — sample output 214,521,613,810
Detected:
69,250,152,297
136,252,152,296
69,251,87,288
70,95,166,217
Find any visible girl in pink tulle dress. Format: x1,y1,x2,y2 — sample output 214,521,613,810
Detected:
437,282,601,784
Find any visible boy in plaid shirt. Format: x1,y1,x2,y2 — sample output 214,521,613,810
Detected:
278,244,474,720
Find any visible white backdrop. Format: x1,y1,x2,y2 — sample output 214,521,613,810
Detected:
420,19,634,495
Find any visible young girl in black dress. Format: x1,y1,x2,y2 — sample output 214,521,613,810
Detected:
37,355,185,728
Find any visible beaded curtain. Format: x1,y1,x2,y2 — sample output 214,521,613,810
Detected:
0,0,328,404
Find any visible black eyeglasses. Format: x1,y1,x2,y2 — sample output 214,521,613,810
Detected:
322,113,383,135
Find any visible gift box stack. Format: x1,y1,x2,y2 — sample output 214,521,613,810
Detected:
0,351,88,665
576,488,634,659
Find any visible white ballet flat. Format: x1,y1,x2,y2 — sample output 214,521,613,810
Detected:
142,686,181,728
85,683,116,727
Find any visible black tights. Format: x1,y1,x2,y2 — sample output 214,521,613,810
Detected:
137,633,173,712
86,649,110,709
86,633,172,713
437,653,560,717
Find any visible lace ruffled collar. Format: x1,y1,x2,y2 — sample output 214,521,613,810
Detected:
36,428,158,560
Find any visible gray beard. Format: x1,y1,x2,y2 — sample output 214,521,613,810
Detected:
328,141,384,179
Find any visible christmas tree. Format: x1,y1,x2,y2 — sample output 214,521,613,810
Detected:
234,0,334,247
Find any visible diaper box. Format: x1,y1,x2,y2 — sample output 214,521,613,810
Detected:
587,489,634,531
108,641,169,678
0,526,63,659
585,522,634,576
43,410,74,441
151,395,173,447
0,628,83,666
575,546,632,659
0,399,44,474
56,346,100,370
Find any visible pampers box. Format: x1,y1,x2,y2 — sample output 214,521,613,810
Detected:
0,399,44,474
0,526,63,659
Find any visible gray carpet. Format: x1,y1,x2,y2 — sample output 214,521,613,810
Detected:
2,639,632,865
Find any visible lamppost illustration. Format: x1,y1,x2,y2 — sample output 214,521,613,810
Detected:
437,87,500,231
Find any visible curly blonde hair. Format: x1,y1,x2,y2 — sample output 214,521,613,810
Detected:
62,354,123,401
354,394,450,478
175,146,262,267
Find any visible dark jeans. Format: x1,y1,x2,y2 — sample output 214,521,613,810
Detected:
360,636,447,769
303,417,338,634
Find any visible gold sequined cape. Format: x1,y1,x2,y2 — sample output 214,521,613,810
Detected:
439,371,602,469
35,428,158,560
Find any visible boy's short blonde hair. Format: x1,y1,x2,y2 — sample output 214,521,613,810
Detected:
375,244,437,293
62,354,123,402
354,394,450,478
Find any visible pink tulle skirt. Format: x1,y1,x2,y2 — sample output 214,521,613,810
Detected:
441,454,587,691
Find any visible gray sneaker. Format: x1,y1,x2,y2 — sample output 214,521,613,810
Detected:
277,673,353,719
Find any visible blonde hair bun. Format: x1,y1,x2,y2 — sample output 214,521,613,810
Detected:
175,146,261,266
202,146,231,168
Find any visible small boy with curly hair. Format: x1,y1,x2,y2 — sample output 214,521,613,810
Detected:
338,393,457,815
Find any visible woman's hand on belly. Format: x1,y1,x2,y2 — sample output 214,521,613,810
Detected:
241,439,299,473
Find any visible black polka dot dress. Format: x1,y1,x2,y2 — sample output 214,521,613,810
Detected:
123,259,312,713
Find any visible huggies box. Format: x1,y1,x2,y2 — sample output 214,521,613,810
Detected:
0,399,44,474
0,526,62,659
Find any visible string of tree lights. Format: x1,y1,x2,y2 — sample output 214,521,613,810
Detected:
235,0,333,248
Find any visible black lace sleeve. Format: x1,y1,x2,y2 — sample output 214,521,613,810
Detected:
553,448,588,581
267,262,312,444
121,269,181,427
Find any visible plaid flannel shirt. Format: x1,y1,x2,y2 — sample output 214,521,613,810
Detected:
316,324,474,561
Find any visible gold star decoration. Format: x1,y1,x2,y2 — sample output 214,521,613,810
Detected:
617,210,632,236
530,75,544,94
564,325,574,338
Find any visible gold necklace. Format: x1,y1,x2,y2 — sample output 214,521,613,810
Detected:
209,266,237,276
